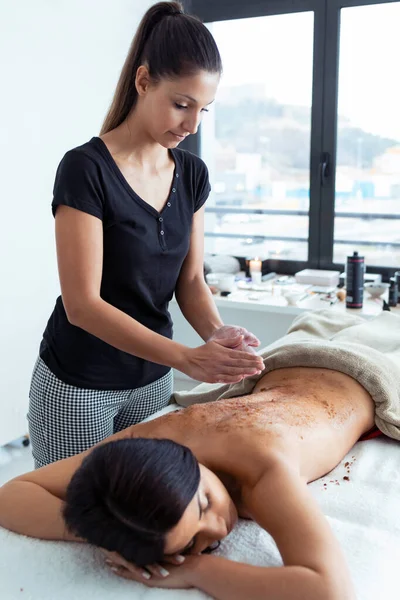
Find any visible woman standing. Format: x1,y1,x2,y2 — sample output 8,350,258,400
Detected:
28,2,263,468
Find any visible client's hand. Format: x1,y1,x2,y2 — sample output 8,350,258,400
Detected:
208,325,261,354
182,333,264,384
103,549,200,589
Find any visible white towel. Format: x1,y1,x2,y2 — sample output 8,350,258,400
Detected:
174,309,400,440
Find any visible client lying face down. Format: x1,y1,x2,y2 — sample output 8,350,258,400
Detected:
1,362,377,600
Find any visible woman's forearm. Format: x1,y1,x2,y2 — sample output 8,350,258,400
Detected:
67,297,188,371
189,555,346,600
68,295,263,384
0,481,82,542
175,277,223,341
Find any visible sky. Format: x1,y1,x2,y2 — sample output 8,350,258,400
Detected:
210,2,400,142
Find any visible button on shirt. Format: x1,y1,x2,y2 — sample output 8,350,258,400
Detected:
40,137,211,389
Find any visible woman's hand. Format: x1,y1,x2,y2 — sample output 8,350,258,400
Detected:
208,325,261,354
103,550,201,589
182,333,264,384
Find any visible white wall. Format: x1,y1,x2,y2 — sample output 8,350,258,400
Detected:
0,0,154,445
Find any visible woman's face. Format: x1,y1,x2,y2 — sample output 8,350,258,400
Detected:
163,464,238,557
136,68,220,148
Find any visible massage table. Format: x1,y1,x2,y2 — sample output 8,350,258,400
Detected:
0,403,399,600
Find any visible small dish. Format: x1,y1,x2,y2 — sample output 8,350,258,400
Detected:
206,272,235,292
364,282,390,298
283,291,307,306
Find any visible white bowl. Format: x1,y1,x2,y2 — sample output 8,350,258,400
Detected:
206,272,235,292
364,282,390,298
284,292,306,306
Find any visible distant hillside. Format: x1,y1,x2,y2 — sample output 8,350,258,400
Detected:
215,98,397,170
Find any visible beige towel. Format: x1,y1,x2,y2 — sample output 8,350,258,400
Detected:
173,309,400,441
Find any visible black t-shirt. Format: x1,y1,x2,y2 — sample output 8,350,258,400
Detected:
40,137,210,389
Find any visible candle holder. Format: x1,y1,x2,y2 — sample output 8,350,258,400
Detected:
249,257,262,285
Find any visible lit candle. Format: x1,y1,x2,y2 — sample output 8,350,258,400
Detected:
249,258,262,284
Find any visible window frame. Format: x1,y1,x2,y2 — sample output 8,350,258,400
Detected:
181,0,400,280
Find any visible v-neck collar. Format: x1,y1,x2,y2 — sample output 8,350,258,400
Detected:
92,136,179,217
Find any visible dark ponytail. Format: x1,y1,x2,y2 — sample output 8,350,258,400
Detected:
100,1,222,134
63,438,200,567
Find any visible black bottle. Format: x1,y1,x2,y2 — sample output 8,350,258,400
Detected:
346,251,364,309
394,271,400,304
389,277,398,307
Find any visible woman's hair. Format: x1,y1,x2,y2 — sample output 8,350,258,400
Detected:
63,438,200,566
100,1,222,134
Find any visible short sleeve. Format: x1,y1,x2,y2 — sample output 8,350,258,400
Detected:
52,150,104,220
194,159,211,212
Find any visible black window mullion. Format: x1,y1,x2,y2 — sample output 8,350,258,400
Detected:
334,0,399,8
191,0,321,21
318,0,341,267
179,3,201,154
307,1,326,268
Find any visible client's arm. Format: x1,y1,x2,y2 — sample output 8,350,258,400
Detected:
0,478,82,541
188,456,355,600
0,425,139,540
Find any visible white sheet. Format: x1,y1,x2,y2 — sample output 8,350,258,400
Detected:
1,405,399,600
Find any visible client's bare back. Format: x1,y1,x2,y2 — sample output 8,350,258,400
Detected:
132,367,375,487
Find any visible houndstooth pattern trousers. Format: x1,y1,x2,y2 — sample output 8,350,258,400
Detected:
27,357,173,469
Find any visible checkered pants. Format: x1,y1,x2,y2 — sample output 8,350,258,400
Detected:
27,357,173,469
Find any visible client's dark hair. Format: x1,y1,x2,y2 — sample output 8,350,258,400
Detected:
63,438,200,566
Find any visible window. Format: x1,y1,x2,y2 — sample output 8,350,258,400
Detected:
334,2,400,268
201,12,313,262
185,0,400,279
